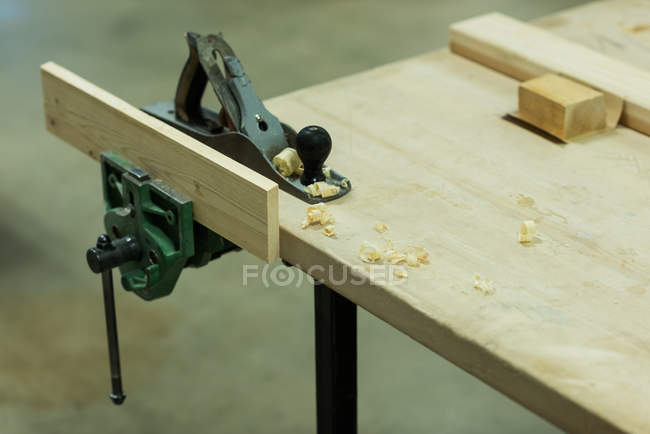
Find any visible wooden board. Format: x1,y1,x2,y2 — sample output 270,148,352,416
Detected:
449,12,650,136
534,0,650,72
41,62,279,263
263,3,650,432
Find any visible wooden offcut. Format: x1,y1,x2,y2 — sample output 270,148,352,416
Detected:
41,62,279,263
449,12,650,136
518,74,607,140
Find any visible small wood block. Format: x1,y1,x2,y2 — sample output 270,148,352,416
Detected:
518,74,606,140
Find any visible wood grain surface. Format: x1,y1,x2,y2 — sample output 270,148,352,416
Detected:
268,2,650,432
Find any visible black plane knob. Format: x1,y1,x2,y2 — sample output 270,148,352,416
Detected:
296,125,331,186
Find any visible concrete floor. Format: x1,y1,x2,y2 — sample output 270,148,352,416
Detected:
1,0,589,432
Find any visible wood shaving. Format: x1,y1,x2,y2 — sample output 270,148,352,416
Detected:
406,252,419,267
320,183,340,198
301,203,333,229
305,204,324,225
360,238,430,269
320,211,333,225
359,242,383,263
473,275,495,295
519,220,536,243
394,268,408,279
301,204,335,238
272,147,302,177
406,245,430,264
305,183,319,196
306,181,341,198
322,225,336,237
375,223,388,233
384,249,406,265
322,166,331,178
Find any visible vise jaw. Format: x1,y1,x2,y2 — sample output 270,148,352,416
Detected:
88,152,238,300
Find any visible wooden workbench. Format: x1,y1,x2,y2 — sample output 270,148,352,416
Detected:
266,1,650,432
41,1,650,432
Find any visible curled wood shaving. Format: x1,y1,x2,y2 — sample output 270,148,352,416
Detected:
384,249,406,265
360,238,430,269
301,204,335,238
375,223,388,233
322,225,336,237
473,275,495,295
301,203,333,228
320,211,334,225
519,220,536,243
406,245,430,265
394,268,408,279
406,252,419,267
306,181,341,198
359,242,383,263
305,183,319,196
272,147,303,177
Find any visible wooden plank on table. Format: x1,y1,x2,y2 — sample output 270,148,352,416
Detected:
41,61,279,263
263,4,650,431
449,12,650,136
533,0,650,72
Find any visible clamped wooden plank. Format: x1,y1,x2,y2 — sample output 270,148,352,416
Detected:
449,12,650,136
41,61,279,263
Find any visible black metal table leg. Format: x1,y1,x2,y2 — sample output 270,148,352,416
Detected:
314,282,357,434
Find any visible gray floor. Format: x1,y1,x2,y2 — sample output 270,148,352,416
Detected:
1,0,589,432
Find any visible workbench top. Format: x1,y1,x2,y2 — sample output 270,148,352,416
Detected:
268,1,650,432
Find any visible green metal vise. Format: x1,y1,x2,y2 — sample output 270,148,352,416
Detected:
86,151,240,404
92,151,239,300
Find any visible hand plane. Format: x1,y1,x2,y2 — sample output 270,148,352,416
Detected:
143,32,351,203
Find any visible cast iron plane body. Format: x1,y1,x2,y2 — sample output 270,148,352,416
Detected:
143,32,351,204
